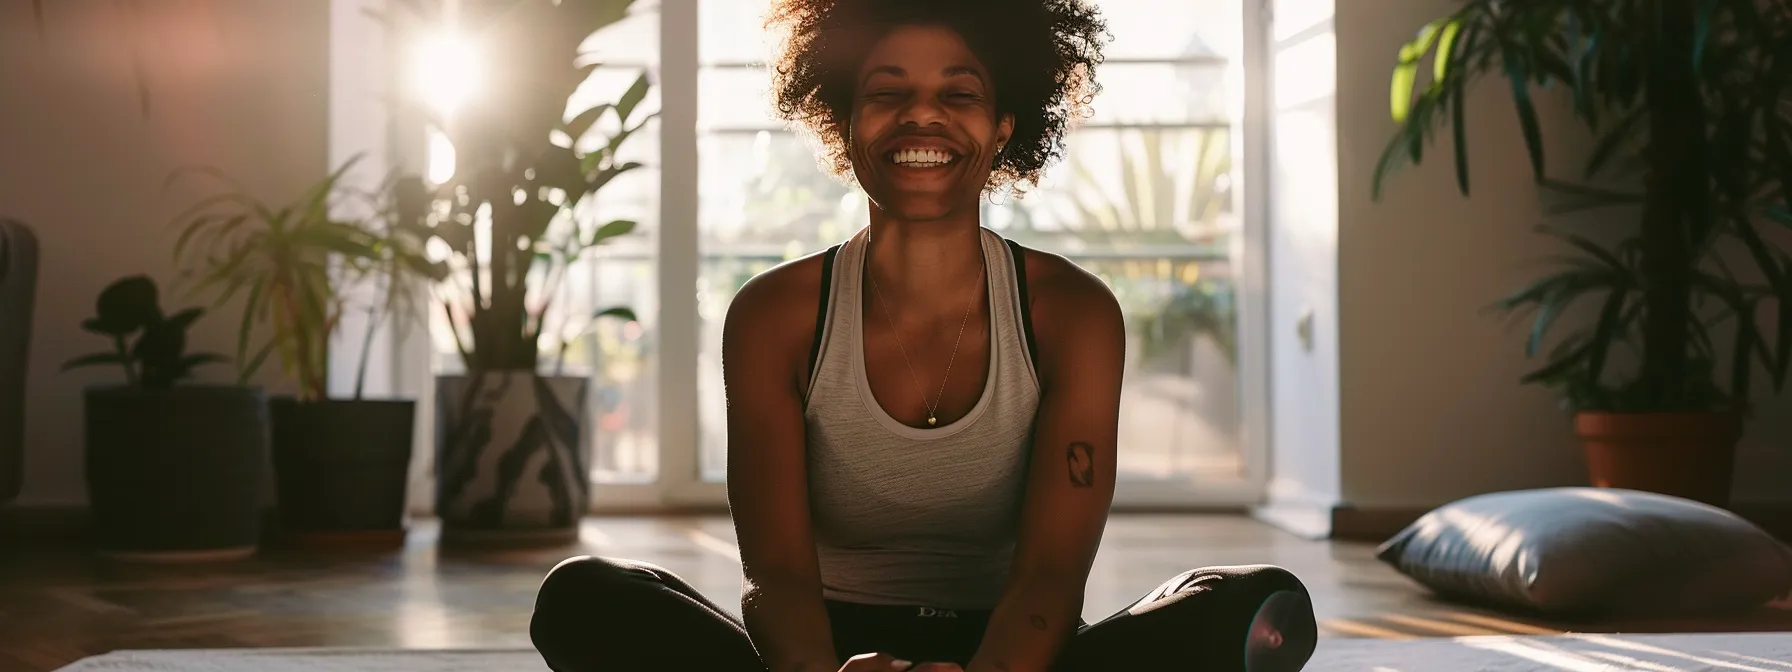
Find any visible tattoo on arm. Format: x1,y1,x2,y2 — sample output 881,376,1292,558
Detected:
1067,442,1095,487
1030,614,1048,630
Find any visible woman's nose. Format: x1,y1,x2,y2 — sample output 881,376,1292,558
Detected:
897,97,948,127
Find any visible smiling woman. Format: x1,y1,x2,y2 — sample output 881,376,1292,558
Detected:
527,1,1315,671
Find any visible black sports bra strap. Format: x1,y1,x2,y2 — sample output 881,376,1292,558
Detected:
1004,239,1040,369
807,244,842,378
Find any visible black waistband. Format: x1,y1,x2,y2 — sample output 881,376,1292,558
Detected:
824,600,994,623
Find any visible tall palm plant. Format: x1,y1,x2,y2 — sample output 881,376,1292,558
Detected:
1375,0,1792,414
1373,0,1792,504
389,0,644,373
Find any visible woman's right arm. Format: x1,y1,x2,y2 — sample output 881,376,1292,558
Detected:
723,262,841,672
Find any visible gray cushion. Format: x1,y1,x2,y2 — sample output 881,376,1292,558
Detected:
1376,487,1792,618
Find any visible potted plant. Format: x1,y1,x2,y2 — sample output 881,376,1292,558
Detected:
64,275,267,561
168,158,443,550
1373,0,1792,507
389,0,646,544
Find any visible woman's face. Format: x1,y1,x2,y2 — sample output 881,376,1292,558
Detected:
845,24,1014,223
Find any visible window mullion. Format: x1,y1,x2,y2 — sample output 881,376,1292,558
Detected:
657,0,702,501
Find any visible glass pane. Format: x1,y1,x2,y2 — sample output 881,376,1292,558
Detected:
1100,0,1242,60
566,258,662,484
697,67,782,131
1087,63,1230,126
1086,257,1243,480
990,126,1237,251
699,131,863,248
700,0,775,65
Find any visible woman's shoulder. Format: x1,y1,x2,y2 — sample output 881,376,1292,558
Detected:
722,247,835,362
730,247,832,318
1006,241,1124,370
1007,242,1118,316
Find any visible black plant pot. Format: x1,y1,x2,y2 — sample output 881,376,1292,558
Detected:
83,385,269,562
270,398,415,549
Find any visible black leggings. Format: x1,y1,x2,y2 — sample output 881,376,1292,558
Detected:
530,556,1318,671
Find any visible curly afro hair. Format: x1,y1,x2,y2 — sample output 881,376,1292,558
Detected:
763,0,1109,194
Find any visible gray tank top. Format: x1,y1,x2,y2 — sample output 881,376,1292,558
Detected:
803,227,1042,610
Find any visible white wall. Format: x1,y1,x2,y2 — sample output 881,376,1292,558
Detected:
1,1,331,506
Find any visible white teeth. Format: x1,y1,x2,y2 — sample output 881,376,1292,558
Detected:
891,148,954,166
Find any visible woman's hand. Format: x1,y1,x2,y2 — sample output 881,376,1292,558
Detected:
837,653,966,672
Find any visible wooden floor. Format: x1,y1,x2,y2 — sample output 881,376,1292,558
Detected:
2,514,1789,671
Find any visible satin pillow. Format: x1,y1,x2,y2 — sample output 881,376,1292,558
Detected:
1376,488,1792,617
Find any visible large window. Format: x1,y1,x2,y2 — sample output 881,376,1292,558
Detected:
421,0,1264,508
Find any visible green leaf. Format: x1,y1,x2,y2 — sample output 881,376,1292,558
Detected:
1584,108,1646,179
592,306,636,322
1492,268,1609,311
1449,76,1469,195
1542,227,1629,274
1519,339,1592,384
585,219,637,246
80,318,118,336
1583,285,1629,385
1692,1,1717,70
1503,52,1547,181
1732,216,1786,290
603,112,659,161
615,72,651,125
1537,178,1645,216
165,307,205,332
95,275,162,332
1731,299,1759,406
589,161,643,192
237,279,265,369
563,103,614,140
237,339,278,385
174,353,229,379
1774,282,1792,392
1432,20,1461,84
1527,287,1578,357
61,352,126,372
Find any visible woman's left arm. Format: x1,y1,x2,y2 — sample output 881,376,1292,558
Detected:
967,254,1126,672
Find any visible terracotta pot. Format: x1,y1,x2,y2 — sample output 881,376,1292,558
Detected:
1574,411,1742,507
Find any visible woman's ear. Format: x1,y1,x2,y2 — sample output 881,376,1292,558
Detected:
996,112,1015,150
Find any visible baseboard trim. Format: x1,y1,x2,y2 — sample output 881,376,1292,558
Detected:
1252,502,1332,540
1332,502,1792,544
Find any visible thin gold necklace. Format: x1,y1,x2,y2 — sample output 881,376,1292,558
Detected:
866,235,981,427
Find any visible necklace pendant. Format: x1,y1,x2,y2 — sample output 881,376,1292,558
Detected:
927,415,938,427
